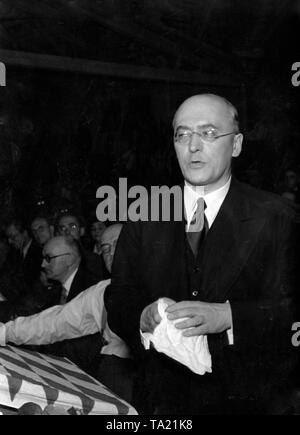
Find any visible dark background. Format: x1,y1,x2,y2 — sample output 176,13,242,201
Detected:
0,0,299,220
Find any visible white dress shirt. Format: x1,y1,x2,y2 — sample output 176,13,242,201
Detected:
0,279,130,358
184,177,231,230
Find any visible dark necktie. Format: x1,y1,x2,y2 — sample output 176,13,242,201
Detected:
186,198,207,256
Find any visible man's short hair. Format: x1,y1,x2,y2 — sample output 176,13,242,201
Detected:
220,96,240,133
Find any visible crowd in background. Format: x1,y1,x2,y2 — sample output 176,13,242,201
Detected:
0,207,113,372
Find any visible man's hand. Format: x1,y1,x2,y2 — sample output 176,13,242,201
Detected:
166,301,232,337
140,298,176,333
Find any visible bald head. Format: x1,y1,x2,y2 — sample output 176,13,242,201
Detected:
42,236,81,283
100,224,123,273
45,236,81,258
173,94,240,134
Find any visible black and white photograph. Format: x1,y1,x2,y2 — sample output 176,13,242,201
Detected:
0,0,299,418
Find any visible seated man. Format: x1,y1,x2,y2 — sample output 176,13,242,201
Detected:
0,224,135,403
1,236,102,374
56,213,104,281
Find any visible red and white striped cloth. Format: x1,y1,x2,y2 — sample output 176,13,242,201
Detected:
0,345,137,415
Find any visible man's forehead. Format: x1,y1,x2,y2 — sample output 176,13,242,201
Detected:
174,95,233,127
44,238,66,254
101,227,121,244
59,216,79,226
32,219,47,229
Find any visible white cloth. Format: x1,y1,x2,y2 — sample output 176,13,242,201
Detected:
0,279,130,359
142,298,212,375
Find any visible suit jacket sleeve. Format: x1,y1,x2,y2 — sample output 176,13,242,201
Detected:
105,221,150,357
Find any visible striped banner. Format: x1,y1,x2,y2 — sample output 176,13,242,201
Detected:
0,345,137,415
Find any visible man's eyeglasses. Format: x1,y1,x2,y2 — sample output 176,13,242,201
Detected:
42,253,71,263
59,224,79,233
174,127,236,145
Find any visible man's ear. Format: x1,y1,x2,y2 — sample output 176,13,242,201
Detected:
50,225,55,237
80,227,85,237
232,133,243,158
66,253,74,266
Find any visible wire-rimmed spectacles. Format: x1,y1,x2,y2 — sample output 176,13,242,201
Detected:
174,127,236,145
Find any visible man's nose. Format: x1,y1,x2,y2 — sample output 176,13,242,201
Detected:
41,259,48,268
188,132,204,153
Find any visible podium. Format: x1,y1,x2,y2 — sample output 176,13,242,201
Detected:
0,345,137,415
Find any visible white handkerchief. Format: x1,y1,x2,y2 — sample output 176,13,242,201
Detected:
142,298,212,375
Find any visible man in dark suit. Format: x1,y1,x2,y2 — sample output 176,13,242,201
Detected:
105,94,299,414
5,216,43,288
56,213,104,281
37,236,102,374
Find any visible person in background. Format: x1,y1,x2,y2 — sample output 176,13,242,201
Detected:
0,232,33,322
5,216,42,288
280,168,300,203
56,212,104,281
31,215,54,247
0,224,135,403
90,221,106,256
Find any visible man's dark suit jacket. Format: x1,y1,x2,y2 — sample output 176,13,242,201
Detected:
49,262,103,375
105,179,299,414
22,241,43,289
81,247,104,282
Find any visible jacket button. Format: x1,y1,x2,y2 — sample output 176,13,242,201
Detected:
193,267,200,273
192,291,198,297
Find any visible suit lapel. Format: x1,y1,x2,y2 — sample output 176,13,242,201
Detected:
200,180,267,302
66,268,81,302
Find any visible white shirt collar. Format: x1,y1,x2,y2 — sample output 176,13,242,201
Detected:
184,177,231,229
62,267,79,295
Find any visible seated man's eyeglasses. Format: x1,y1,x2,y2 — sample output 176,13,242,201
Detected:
174,126,236,145
43,253,71,263
59,224,79,233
